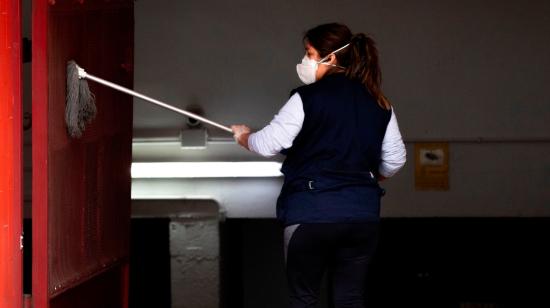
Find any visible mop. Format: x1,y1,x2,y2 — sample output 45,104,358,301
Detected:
65,60,233,138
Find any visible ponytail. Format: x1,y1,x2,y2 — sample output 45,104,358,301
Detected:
303,23,391,110
345,33,391,110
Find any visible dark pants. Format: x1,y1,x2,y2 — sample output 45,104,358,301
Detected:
284,223,379,308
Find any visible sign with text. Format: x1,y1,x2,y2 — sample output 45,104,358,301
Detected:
415,143,449,190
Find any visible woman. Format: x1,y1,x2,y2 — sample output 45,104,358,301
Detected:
231,23,406,308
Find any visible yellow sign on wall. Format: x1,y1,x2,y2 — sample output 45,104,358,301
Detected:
415,143,449,190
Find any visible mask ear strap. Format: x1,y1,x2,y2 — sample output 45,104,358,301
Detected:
332,43,351,55
318,54,333,64
319,43,350,64
319,43,350,70
320,63,346,69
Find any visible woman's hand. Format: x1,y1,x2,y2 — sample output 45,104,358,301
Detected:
231,124,251,150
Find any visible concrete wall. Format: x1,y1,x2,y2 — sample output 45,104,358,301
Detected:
134,0,550,137
132,142,550,218
132,199,222,308
133,0,550,218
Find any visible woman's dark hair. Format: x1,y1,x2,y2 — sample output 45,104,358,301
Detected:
304,23,391,110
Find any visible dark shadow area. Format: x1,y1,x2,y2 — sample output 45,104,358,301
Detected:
220,218,550,308
367,218,550,308
24,217,550,307
129,218,171,308
219,219,244,308
23,219,32,294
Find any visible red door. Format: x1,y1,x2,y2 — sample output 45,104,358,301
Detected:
32,1,133,307
0,0,23,307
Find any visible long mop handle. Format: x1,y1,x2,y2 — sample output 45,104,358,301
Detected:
77,67,233,133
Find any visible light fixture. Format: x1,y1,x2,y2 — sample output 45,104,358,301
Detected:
180,128,208,150
131,162,283,178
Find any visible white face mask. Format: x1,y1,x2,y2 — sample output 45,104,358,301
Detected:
295,43,350,85
296,56,321,85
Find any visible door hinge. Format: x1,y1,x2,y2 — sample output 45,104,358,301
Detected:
20,233,24,250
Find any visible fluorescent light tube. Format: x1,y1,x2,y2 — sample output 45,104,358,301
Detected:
131,162,283,178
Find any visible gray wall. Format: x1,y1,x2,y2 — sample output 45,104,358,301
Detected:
132,0,550,217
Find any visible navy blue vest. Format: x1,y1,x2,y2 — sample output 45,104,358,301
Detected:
277,73,392,226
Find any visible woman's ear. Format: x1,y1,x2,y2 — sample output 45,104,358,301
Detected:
328,54,337,65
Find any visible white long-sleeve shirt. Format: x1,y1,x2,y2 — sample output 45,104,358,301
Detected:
248,93,406,178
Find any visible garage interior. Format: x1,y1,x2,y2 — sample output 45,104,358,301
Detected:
1,0,549,307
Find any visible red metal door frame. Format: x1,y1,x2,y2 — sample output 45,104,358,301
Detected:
0,0,23,307
32,1,133,307
32,1,49,307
